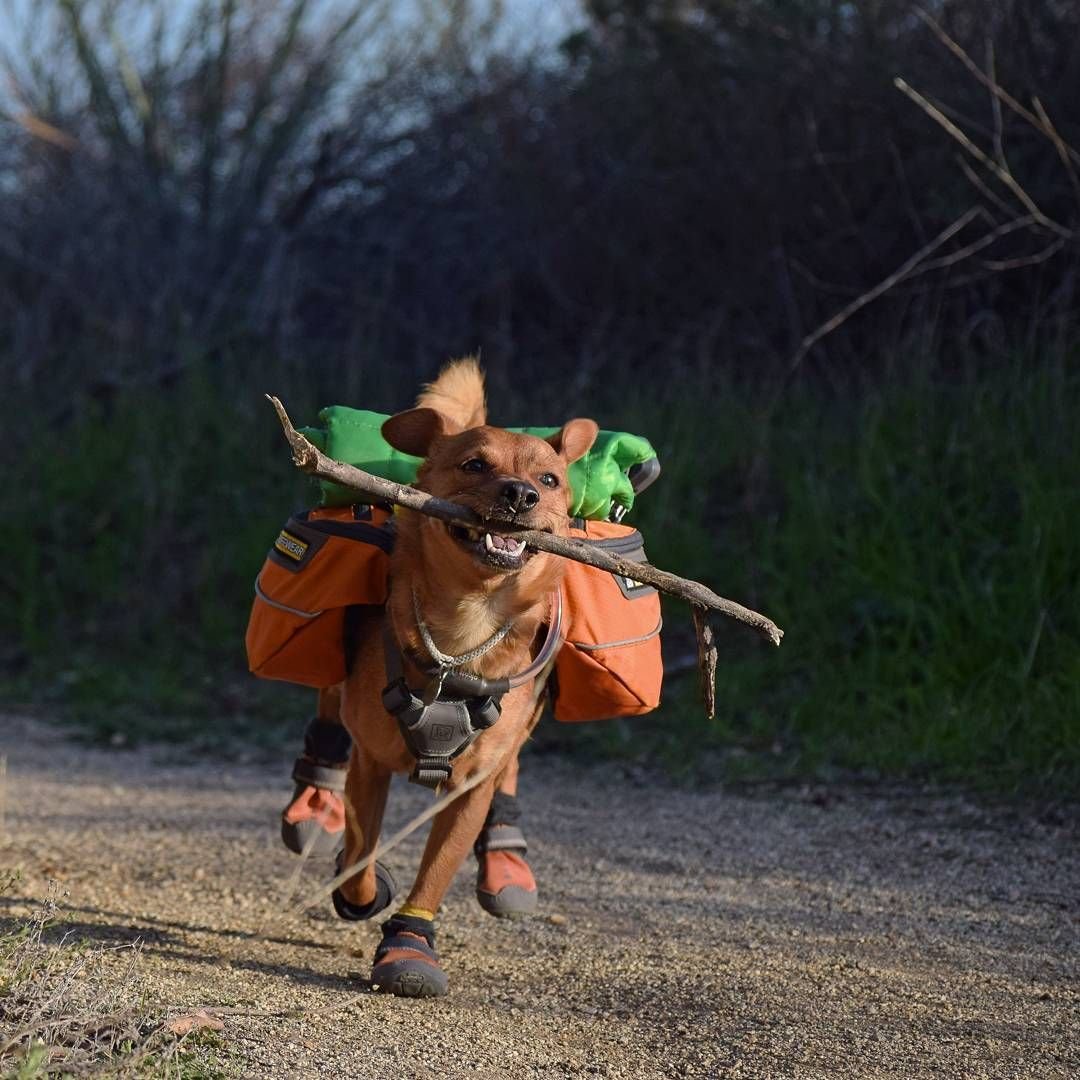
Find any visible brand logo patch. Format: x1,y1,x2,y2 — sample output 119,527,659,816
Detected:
274,530,309,562
612,568,655,600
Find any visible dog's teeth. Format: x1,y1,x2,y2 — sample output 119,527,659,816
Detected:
483,532,526,559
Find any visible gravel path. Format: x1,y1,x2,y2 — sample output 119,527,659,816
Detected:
1,713,1077,1079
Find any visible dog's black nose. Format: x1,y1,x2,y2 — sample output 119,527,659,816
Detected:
498,480,540,513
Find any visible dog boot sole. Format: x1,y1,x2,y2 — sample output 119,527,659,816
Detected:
372,954,449,997
281,816,343,857
476,884,538,919
475,845,537,919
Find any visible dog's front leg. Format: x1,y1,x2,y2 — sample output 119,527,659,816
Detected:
331,745,396,922
410,772,499,913
369,770,498,997
475,750,539,918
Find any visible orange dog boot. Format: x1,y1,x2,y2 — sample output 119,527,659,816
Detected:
281,719,351,855
371,912,449,998
475,824,538,918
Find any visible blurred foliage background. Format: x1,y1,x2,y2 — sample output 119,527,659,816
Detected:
2,0,1078,790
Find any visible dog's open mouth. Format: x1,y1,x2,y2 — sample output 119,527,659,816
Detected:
446,524,538,570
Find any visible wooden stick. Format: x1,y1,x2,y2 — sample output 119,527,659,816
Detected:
691,606,718,720
267,395,784,647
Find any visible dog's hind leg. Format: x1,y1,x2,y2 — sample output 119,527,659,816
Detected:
475,752,538,918
331,745,397,922
281,686,350,856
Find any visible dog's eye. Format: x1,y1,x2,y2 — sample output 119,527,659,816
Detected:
538,473,559,488
460,458,489,474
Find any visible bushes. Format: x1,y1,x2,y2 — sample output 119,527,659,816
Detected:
607,356,1080,790
2,1,1080,396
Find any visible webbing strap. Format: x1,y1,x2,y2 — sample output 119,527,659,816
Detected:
475,824,528,855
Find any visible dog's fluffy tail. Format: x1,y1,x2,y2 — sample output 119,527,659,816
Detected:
417,356,487,429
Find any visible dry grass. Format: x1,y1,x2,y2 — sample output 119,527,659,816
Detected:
0,873,225,1078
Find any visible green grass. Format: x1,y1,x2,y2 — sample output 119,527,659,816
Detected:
1,362,321,752
3,357,1078,791
564,357,1080,791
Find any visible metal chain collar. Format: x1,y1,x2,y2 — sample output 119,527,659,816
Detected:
411,589,514,702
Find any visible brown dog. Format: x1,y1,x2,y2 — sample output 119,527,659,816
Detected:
334,358,598,996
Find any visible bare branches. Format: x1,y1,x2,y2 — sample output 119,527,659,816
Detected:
1032,96,1080,212
914,6,1080,169
777,13,1080,390
916,213,1039,274
5,110,77,151
895,78,1067,238
905,8,1080,237
781,206,984,384
982,238,1067,273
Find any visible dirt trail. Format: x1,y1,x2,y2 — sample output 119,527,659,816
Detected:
1,713,1077,1079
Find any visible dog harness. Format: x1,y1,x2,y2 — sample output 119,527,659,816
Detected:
381,593,563,789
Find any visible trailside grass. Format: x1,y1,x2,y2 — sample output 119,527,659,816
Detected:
3,357,1077,791
598,357,1080,791
0,873,227,1077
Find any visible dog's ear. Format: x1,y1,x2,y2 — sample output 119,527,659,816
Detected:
547,418,599,464
382,407,462,458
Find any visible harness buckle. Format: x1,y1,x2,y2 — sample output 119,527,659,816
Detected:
411,758,453,789
381,677,412,716
422,665,450,706
469,696,502,730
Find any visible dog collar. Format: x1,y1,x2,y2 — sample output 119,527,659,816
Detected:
403,591,562,699
412,589,514,674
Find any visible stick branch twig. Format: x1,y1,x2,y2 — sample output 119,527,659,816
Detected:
914,6,1080,169
266,395,784,654
894,78,1071,239
779,205,984,387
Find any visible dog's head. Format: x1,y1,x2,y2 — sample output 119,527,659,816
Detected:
383,407,598,580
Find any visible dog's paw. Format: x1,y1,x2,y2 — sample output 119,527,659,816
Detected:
476,848,538,919
372,914,449,998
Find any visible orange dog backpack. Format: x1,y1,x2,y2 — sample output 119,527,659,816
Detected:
245,505,393,688
551,521,663,722
245,508,663,720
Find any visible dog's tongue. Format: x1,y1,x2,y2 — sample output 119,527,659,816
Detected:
488,533,515,550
